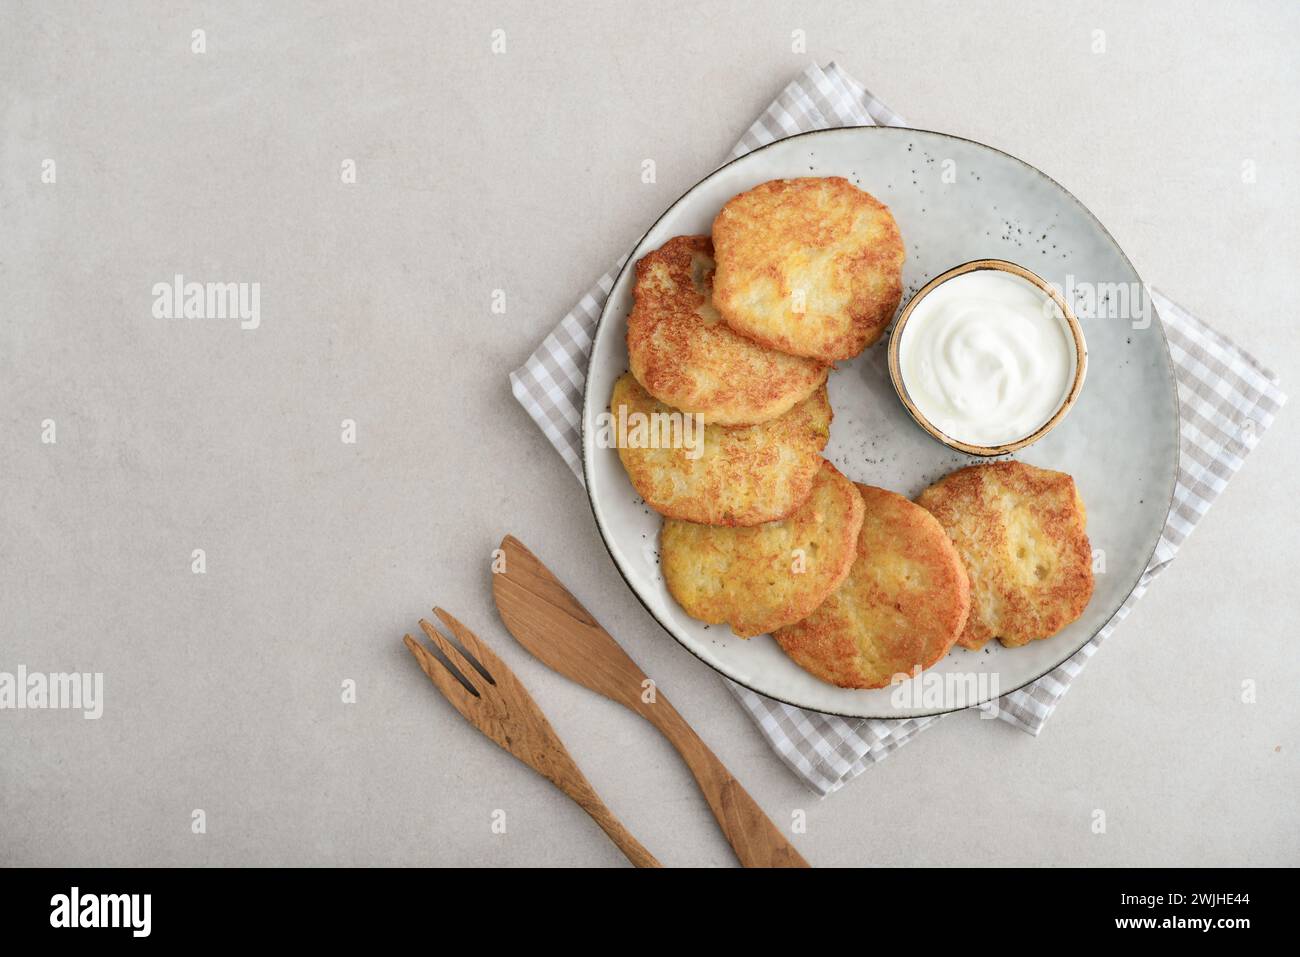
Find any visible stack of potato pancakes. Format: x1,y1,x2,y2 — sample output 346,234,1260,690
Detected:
611,177,1093,689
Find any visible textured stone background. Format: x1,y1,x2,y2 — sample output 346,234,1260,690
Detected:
2,0,1296,865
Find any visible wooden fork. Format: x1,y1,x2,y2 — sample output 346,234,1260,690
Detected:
403,608,661,868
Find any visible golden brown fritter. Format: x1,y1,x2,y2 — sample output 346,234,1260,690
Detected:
609,373,830,526
773,485,970,689
915,461,1094,650
660,459,864,637
711,178,905,363
626,235,828,425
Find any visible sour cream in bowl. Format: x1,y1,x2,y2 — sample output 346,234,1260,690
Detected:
887,260,1087,455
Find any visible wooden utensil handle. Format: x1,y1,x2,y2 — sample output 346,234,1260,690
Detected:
651,703,809,868
543,761,661,867
571,792,663,868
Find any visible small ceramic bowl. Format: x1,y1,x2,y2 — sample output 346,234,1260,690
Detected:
887,259,1088,456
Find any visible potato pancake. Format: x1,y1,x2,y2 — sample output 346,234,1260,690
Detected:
774,485,970,689
711,177,904,363
659,459,863,637
916,461,1094,649
627,235,828,425
610,373,830,526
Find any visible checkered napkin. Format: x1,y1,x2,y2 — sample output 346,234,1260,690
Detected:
509,62,1287,795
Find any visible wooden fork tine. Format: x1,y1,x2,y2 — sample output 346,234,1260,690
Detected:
417,618,490,693
403,633,478,717
432,607,501,681
407,610,662,867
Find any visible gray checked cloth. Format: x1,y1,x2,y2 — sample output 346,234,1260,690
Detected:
509,62,1287,795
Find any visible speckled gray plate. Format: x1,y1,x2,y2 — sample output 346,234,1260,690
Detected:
581,127,1179,718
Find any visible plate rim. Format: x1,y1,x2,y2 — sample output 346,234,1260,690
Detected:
580,124,1181,719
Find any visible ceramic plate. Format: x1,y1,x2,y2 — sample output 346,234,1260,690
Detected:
581,126,1179,718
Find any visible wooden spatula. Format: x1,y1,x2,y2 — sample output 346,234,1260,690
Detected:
492,535,810,868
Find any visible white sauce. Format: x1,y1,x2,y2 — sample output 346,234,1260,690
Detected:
899,269,1075,446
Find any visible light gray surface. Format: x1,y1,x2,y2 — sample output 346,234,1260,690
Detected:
1,0,1296,867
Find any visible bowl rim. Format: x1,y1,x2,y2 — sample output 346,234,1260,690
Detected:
887,259,1089,456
